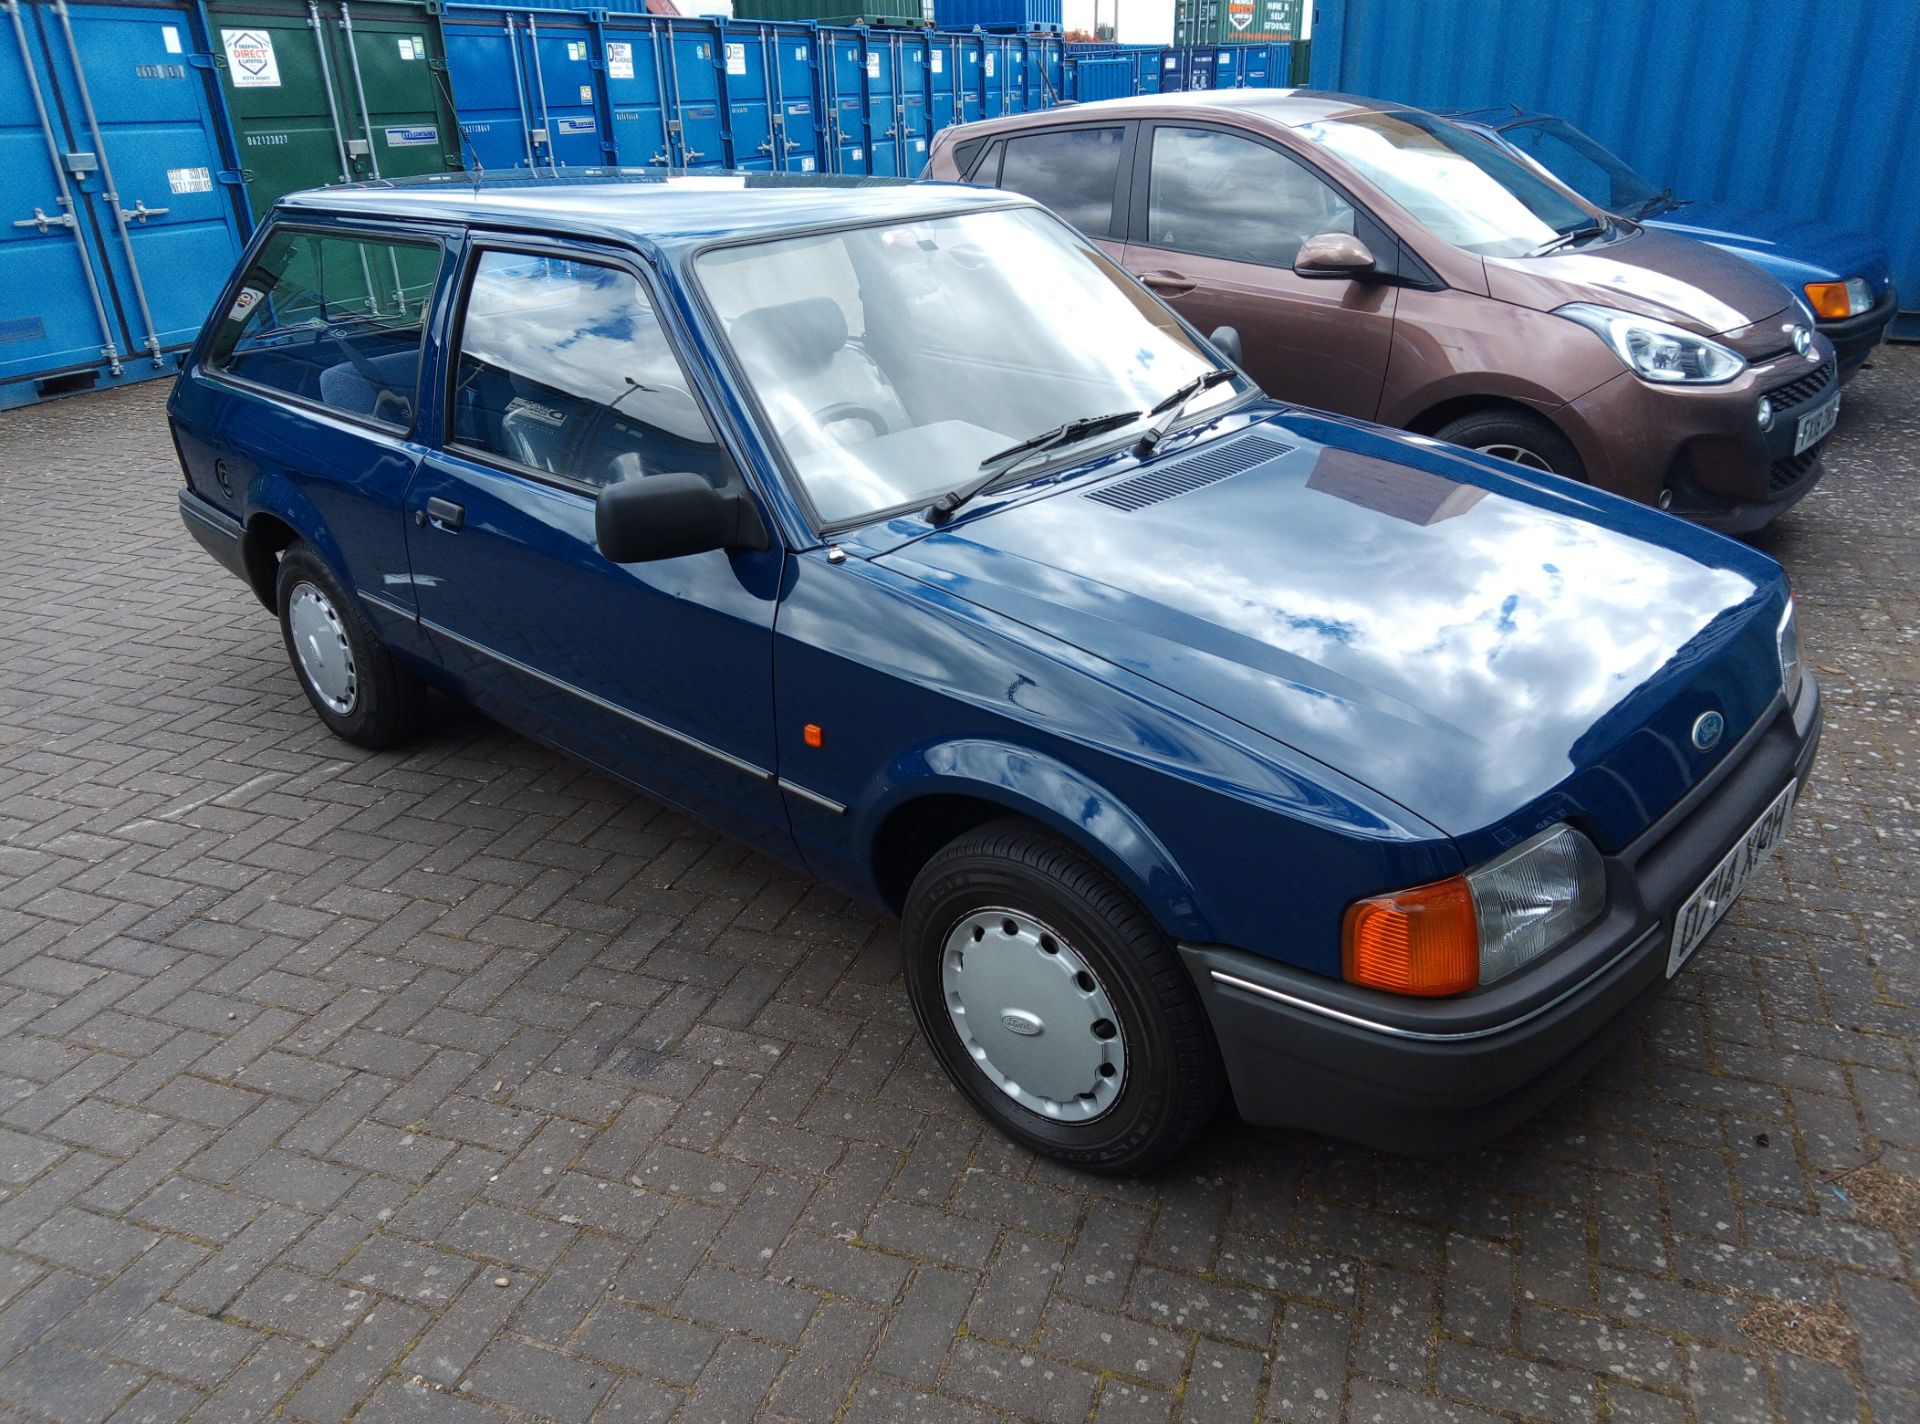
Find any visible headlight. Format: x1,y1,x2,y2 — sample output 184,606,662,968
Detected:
1342,826,1607,996
1803,279,1872,320
1777,597,1802,701
1556,302,1747,384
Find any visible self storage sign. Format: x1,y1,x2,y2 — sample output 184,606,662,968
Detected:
222,29,280,87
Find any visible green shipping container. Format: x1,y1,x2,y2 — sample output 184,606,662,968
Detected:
1173,0,1300,46
208,0,464,225
734,0,933,26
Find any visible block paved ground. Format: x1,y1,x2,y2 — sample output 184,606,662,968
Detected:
0,346,1916,1424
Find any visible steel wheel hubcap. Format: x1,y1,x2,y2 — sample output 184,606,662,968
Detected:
287,582,357,715
1476,442,1555,473
940,908,1126,1122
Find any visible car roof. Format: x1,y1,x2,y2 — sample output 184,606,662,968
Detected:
982,87,1416,129
1444,106,1549,129
275,170,1021,253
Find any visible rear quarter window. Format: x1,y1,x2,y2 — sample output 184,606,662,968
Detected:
208,226,443,430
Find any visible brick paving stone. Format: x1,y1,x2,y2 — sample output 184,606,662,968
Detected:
0,358,1916,1420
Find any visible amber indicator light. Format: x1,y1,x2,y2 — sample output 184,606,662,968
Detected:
802,723,824,748
1342,876,1479,997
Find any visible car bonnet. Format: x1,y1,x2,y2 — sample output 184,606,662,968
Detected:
874,413,1787,856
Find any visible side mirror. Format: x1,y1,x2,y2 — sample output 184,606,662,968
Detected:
1293,232,1377,280
595,470,768,564
1208,325,1244,366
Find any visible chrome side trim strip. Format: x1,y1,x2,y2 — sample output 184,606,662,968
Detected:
1206,927,1657,1043
418,616,774,783
360,589,414,622
777,778,846,815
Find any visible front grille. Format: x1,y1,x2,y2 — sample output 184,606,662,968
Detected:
1766,356,1836,417
1769,446,1820,493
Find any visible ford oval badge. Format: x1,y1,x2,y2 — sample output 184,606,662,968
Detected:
999,1010,1043,1037
1691,711,1725,751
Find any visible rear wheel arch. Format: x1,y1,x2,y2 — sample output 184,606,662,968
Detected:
241,512,299,611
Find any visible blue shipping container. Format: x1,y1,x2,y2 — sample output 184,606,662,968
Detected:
3,0,249,407
1309,0,1918,338
933,0,1060,33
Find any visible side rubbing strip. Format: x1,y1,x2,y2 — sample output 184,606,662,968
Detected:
778,779,847,815
418,616,774,782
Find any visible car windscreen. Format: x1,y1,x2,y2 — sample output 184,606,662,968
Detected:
1498,117,1662,216
1299,109,1595,257
693,206,1246,529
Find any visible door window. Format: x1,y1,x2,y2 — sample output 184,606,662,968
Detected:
1146,126,1355,267
209,227,441,428
448,252,726,491
996,126,1127,236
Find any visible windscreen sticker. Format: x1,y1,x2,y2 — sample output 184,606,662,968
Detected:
221,29,280,88
227,286,263,322
726,43,746,76
607,41,634,79
166,165,212,193
161,25,182,54
384,125,439,147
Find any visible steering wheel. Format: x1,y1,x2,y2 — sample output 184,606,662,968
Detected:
813,402,892,439
323,329,413,424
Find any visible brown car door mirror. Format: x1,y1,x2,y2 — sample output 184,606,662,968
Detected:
1294,232,1378,280
1208,326,1244,365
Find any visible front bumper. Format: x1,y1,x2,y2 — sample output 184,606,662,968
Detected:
1560,339,1839,534
1821,284,1899,380
1179,678,1822,1155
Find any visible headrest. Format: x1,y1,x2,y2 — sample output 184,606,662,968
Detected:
729,298,850,372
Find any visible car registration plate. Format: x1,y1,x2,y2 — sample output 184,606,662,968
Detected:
1667,781,1796,977
1794,396,1839,455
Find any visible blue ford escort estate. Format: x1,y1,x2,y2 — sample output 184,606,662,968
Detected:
170,172,1821,1171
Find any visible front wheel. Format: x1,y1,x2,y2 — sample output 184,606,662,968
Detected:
275,543,424,749
1434,409,1586,481
901,819,1224,1174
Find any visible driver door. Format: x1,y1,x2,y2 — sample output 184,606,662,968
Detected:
404,239,791,856
1122,122,1396,418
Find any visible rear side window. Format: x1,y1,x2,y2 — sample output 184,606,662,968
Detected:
997,127,1126,237
208,227,441,429
1145,126,1356,267
448,251,725,491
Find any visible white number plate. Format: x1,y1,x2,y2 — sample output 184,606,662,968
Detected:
1667,781,1796,977
1794,395,1839,455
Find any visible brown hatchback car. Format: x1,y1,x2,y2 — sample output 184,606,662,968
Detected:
926,90,1840,532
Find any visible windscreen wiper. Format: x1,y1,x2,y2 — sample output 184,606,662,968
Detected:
1633,187,1676,218
1528,221,1608,257
925,409,1143,524
1133,367,1237,456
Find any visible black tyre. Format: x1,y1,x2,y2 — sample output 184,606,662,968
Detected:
274,542,424,749
901,819,1225,1174
1434,409,1586,480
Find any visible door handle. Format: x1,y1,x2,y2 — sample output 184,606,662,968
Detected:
1141,272,1196,296
425,497,465,531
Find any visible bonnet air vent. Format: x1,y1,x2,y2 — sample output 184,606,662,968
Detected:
1083,433,1294,512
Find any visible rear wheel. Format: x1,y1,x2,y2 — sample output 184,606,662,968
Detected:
1435,409,1586,480
275,543,424,749
901,819,1224,1174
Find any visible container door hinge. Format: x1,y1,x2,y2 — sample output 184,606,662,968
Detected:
216,168,249,187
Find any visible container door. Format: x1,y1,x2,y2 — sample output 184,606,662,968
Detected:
211,7,357,219
602,20,669,167
32,1,247,366
957,37,983,124
441,14,537,172
862,36,894,176
664,24,723,168
0,0,124,385
897,33,928,171
718,26,773,171
926,35,956,133
980,39,1004,117
824,32,867,174
770,27,816,173
520,16,603,168
334,5,465,179
1214,45,1239,88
